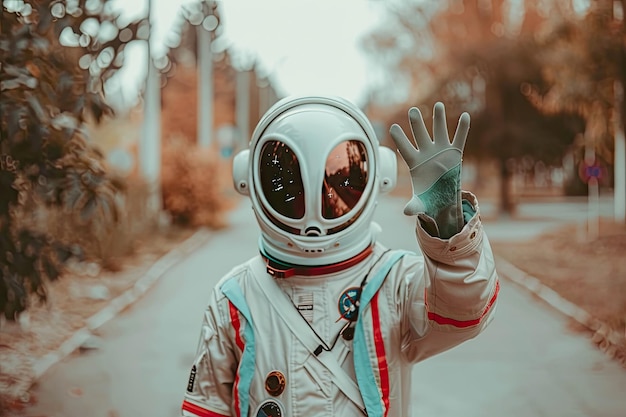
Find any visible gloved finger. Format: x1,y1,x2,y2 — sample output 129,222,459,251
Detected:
390,123,419,167
403,195,424,216
452,112,470,152
432,102,451,144
408,107,433,151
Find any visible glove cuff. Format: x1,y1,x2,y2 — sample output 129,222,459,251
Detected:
416,164,463,239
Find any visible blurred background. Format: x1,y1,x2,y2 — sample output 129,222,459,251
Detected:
1,0,626,415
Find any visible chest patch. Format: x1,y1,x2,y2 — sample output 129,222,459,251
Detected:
295,292,314,323
255,399,284,417
186,365,196,392
265,370,286,396
337,287,361,322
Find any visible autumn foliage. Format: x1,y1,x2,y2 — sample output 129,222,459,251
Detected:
0,0,149,321
161,137,232,229
158,57,246,229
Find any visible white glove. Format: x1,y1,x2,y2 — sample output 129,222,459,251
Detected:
389,102,470,239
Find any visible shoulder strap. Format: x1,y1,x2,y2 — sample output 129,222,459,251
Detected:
250,256,367,414
250,250,407,416
353,250,409,417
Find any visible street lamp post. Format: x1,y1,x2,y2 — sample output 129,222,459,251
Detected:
614,79,626,224
613,0,625,224
140,0,162,218
197,1,218,148
197,24,212,148
236,69,251,148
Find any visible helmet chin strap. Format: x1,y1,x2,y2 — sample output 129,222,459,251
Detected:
260,244,374,279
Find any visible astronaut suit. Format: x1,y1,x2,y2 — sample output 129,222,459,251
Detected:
181,95,499,417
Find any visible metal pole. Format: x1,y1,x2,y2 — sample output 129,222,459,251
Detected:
614,1,626,223
614,79,626,224
236,70,250,147
197,24,213,147
258,78,269,120
140,0,162,215
584,133,598,240
588,176,600,240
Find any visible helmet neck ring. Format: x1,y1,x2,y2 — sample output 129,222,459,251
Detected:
260,243,374,278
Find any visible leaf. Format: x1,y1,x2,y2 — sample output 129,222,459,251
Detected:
24,61,41,78
62,172,84,210
51,113,79,130
26,93,48,123
73,95,86,115
41,254,60,282
89,97,105,122
97,187,120,223
79,194,98,223
56,72,75,96
1,79,23,90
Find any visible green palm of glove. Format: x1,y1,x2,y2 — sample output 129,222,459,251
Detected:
390,102,470,238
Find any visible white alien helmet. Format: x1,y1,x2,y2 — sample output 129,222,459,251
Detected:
232,95,397,267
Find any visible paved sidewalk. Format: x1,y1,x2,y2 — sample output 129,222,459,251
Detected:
17,196,626,417
377,196,626,416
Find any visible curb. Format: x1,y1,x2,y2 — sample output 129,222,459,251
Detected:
31,227,212,380
495,256,626,367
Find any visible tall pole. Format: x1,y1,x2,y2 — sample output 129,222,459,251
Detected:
197,23,213,148
614,0,626,223
140,0,162,216
615,80,625,223
258,77,270,120
585,141,599,240
236,69,251,147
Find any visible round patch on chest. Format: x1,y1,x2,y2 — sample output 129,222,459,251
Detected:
265,370,286,396
255,399,284,417
337,287,361,322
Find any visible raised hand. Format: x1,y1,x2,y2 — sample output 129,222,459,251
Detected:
389,102,470,238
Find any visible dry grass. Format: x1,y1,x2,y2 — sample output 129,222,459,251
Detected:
0,91,240,412
0,226,194,413
493,217,626,341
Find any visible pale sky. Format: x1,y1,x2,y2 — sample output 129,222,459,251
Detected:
109,0,383,108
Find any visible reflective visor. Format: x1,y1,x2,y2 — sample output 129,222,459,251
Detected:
322,140,368,219
259,141,305,219
259,139,369,230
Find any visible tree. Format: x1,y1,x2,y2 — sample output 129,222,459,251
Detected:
527,0,626,219
363,0,585,214
0,0,146,321
453,35,584,212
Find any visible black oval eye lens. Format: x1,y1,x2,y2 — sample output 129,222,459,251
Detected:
322,140,368,219
259,141,305,219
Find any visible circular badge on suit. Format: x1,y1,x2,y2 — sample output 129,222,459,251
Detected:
255,399,284,417
338,287,361,321
265,370,286,396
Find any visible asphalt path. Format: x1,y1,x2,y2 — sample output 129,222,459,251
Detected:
18,195,626,417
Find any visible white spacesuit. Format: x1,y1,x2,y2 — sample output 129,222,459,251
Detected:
181,95,499,417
